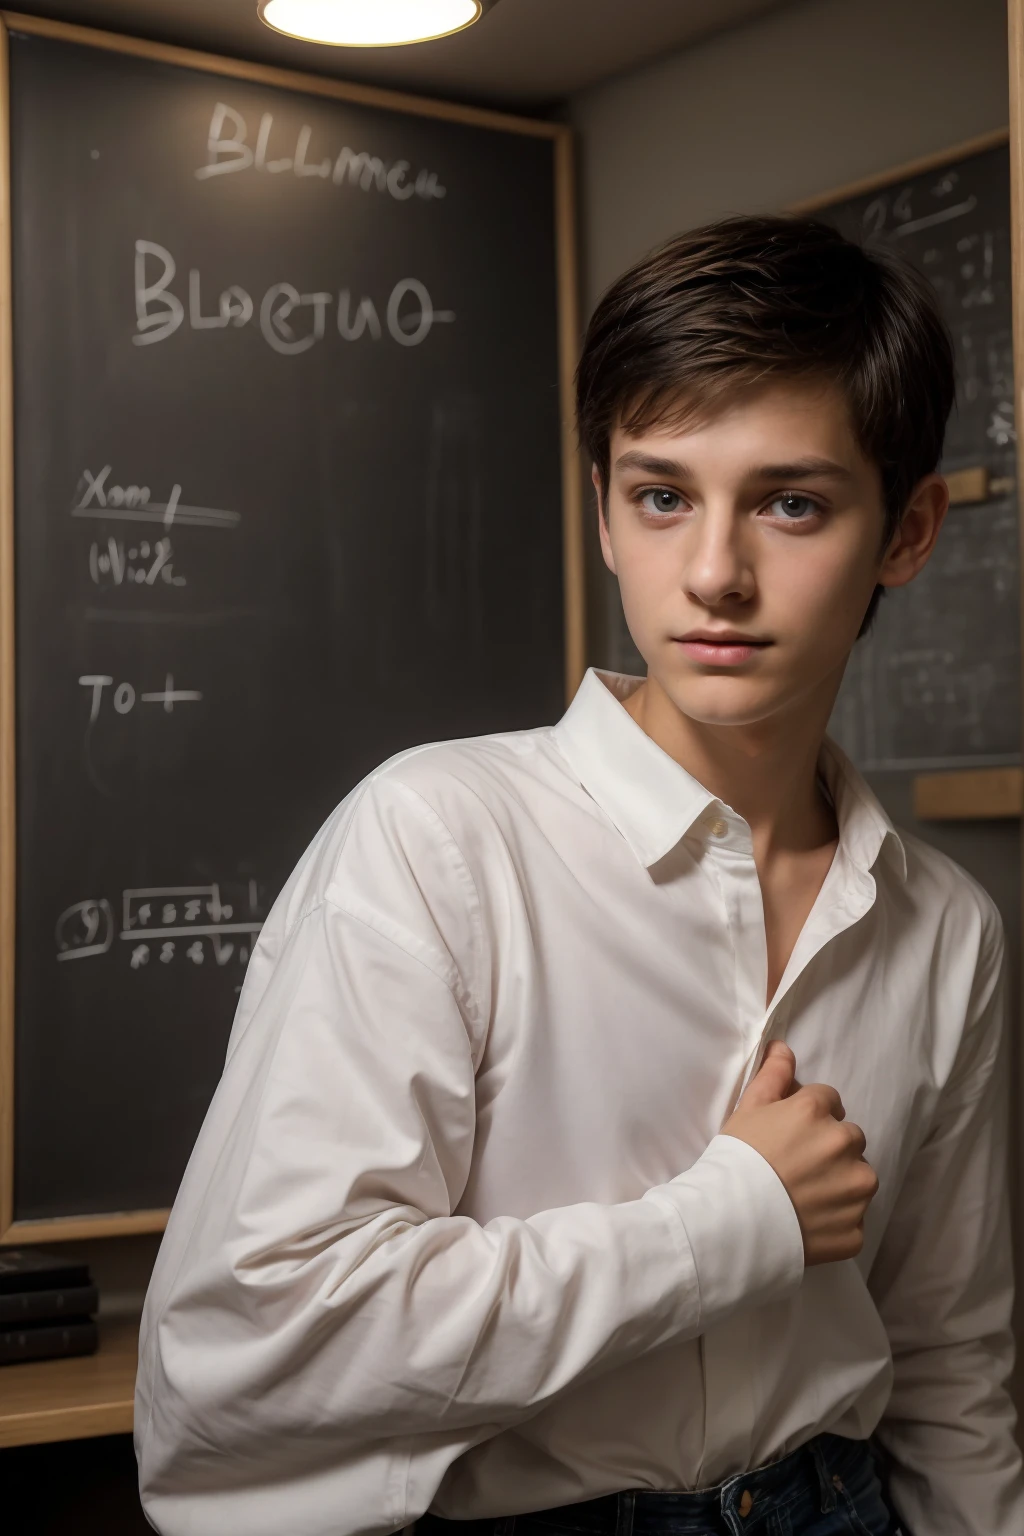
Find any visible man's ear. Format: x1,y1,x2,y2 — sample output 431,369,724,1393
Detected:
877,472,949,590
593,464,617,575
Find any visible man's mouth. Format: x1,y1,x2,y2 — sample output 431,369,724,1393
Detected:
672,632,772,666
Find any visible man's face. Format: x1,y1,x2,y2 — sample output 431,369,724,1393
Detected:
599,380,920,733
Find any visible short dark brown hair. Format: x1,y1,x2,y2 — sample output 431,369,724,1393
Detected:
576,214,955,632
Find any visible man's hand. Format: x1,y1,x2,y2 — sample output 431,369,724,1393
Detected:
722,1040,878,1266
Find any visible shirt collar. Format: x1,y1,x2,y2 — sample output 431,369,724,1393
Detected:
816,733,908,883
553,667,907,882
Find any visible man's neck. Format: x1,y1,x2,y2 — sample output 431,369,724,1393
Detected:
619,671,838,861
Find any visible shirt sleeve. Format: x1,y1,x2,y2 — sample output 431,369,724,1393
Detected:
868,907,1024,1535
134,776,803,1536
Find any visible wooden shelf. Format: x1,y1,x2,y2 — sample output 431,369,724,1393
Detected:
0,1312,137,1447
912,767,1024,821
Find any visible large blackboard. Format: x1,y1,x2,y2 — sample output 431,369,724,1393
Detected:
3,25,570,1225
820,141,1020,771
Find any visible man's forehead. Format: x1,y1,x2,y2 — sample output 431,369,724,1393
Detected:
608,380,864,472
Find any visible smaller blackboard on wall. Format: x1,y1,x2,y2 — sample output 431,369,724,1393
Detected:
798,131,1020,772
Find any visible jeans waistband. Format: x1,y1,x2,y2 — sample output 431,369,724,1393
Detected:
415,1432,878,1534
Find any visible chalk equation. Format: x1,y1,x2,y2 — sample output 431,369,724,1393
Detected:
951,325,1016,452
920,227,1005,317
134,241,454,352
861,170,979,242
195,101,446,203
56,882,264,971
55,898,114,962
72,466,241,531
79,673,202,720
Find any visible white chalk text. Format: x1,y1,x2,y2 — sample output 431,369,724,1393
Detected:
133,241,454,352
195,101,446,203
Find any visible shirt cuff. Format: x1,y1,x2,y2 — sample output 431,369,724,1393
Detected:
642,1133,805,1328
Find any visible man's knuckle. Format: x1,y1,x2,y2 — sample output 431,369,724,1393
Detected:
806,1084,832,1116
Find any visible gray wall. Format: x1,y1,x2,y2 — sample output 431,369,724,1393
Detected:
574,0,1009,313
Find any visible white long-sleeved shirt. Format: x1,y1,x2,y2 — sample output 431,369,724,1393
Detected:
135,667,1023,1536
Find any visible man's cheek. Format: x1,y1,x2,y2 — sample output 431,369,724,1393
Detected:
619,567,665,617
780,561,858,621
784,581,868,665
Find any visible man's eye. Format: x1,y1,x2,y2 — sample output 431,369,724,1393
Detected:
639,488,683,515
767,494,819,519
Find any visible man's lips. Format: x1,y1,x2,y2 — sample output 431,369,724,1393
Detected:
673,634,772,665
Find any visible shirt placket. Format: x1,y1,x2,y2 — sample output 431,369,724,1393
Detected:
695,811,880,1486
696,810,769,1482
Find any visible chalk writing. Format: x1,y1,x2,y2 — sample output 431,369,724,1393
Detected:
72,466,240,530
89,536,186,589
78,672,202,720
56,883,263,969
861,169,980,245
56,898,115,961
134,241,454,351
194,101,446,202
831,499,1020,769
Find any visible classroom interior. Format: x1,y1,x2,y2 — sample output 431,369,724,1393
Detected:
0,0,1022,1529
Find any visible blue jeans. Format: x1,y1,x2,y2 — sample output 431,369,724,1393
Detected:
414,1433,904,1535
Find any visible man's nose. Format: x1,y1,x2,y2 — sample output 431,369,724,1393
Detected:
682,506,755,606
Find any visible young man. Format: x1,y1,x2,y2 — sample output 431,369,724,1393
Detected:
136,217,1023,1536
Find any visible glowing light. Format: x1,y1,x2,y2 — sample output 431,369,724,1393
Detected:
258,0,485,47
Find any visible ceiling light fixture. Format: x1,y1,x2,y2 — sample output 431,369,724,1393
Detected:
257,0,495,48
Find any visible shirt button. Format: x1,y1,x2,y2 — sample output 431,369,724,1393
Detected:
738,1489,753,1517
709,817,728,838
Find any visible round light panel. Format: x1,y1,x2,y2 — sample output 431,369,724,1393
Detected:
258,0,490,48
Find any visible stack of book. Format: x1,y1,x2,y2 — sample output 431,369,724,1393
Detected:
0,1246,99,1365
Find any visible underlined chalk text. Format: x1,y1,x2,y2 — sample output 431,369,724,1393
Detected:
133,241,454,352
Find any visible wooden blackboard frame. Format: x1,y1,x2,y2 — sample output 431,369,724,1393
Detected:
0,11,583,1243
1006,0,1024,1269
786,126,1010,215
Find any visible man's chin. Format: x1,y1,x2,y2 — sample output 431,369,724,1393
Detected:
652,674,793,731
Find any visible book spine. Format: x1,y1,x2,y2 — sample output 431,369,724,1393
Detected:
0,1319,98,1365
0,1285,98,1323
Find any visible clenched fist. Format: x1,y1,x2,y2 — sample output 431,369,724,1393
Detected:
722,1040,878,1265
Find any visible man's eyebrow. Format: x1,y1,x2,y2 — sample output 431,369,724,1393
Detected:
612,451,689,476
748,457,853,481
611,451,854,481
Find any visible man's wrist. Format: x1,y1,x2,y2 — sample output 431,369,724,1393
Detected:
644,1133,805,1329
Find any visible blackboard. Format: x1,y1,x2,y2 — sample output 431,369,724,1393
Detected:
814,138,1020,771
0,20,577,1231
